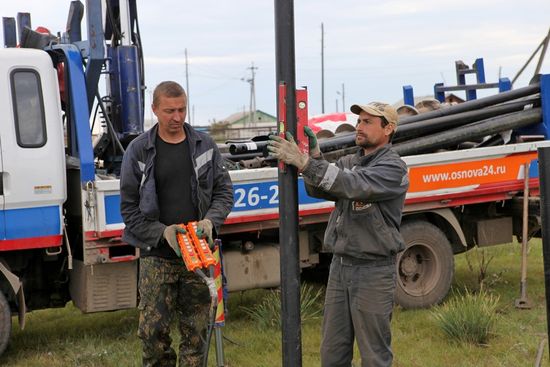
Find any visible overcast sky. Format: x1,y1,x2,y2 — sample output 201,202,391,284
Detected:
3,1,549,125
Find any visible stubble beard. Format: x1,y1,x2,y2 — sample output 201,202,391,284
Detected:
356,135,374,149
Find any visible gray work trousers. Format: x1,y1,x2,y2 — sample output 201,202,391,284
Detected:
320,255,396,367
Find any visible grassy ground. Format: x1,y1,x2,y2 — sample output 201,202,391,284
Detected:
1,239,549,366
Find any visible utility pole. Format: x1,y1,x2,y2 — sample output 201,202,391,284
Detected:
321,22,325,113
335,98,339,113
185,48,191,124
341,83,345,112
244,62,258,126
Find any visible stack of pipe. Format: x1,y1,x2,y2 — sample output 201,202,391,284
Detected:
319,82,542,158
223,82,543,167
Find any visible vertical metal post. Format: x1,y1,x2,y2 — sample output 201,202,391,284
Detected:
118,0,132,46
499,77,512,93
85,0,106,114
274,1,302,366
434,82,445,102
515,163,531,308
538,147,550,360
403,85,414,106
2,17,16,47
474,58,486,83
16,12,31,45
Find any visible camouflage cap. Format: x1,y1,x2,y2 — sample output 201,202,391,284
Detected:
350,102,399,128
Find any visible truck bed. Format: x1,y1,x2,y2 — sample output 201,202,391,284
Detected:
85,140,550,239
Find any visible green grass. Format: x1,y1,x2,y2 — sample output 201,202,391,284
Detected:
1,239,549,366
431,287,500,345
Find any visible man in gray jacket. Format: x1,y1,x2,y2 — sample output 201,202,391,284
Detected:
268,102,408,367
120,81,233,367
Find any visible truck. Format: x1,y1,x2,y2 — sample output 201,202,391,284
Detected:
0,0,549,356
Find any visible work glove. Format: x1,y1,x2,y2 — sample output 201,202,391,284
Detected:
267,132,310,171
304,126,320,158
196,218,214,246
163,224,186,257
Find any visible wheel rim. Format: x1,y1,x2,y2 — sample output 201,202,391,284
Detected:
397,241,441,297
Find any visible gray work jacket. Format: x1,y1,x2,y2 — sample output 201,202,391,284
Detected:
120,123,234,250
302,144,409,259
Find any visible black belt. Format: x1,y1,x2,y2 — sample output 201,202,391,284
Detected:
334,254,396,267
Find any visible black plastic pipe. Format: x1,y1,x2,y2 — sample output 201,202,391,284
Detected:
537,146,550,360
274,1,302,366
399,83,540,125
317,96,541,153
394,97,540,142
394,108,542,156
228,141,269,155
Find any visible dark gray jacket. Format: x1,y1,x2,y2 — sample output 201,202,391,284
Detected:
120,123,234,250
302,145,409,259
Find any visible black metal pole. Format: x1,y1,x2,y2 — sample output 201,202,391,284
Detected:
274,1,302,367
538,147,550,359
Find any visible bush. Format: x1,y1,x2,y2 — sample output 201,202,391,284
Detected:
431,288,500,345
241,283,323,329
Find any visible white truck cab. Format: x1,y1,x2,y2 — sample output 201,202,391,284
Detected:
0,49,66,251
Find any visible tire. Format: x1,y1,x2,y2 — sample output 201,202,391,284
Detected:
0,290,11,356
395,220,454,309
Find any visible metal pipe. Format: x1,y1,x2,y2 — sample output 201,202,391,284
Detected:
394,108,542,156
537,146,550,360
274,0,302,366
399,83,540,125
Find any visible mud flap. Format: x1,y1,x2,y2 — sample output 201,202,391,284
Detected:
0,261,26,329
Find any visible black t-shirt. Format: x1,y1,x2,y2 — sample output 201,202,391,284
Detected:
141,134,198,258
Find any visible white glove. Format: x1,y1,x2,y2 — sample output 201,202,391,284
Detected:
267,132,309,171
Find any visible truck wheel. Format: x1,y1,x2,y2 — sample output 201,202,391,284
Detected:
0,291,10,355
395,220,454,309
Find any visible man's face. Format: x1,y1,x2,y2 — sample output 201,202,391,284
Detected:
355,111,393,151
152,94,187,136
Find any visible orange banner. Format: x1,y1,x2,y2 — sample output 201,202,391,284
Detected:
408,152,536,193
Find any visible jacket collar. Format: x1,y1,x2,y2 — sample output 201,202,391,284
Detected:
355,144,392,165
144,123,202,150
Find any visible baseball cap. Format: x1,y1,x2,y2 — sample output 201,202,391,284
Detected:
350,102,399,128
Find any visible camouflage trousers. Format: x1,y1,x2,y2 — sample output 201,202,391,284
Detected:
138,256,211,367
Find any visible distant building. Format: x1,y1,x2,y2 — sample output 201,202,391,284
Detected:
444,93,465,104
218,110,277,140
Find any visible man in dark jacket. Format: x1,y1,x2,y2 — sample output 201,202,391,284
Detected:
268,102,408,367
120,81,233,367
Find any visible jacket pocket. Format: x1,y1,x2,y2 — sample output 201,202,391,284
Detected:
346,203,393,257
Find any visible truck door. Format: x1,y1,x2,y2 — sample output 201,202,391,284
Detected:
0,49,66,251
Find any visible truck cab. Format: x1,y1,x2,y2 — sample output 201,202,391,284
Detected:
0,49,66,252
